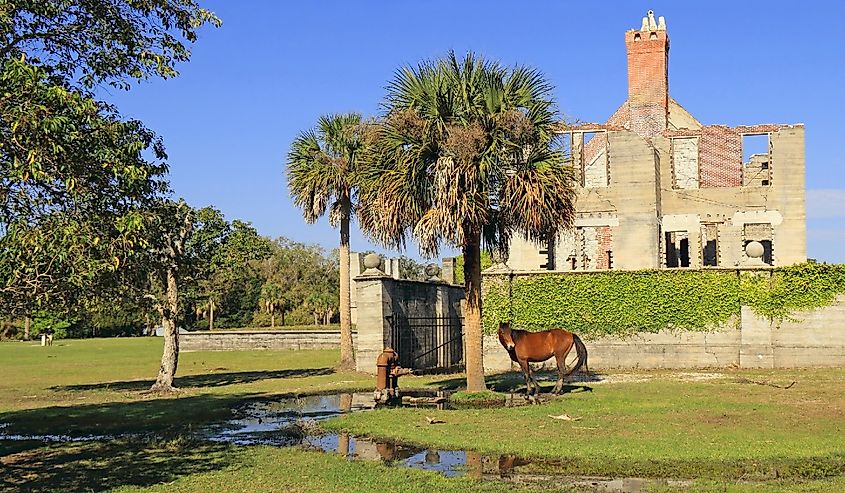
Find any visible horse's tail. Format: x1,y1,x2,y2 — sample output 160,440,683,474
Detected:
565,333,589,377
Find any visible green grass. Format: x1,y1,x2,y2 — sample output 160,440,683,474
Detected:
450,390,507,407
6,440,845,493
324,368,845,481
0,338,433,436
2,339,845,492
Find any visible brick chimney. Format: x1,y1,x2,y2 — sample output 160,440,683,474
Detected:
625,10,669,139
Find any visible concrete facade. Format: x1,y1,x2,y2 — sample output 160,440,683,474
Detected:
483,296,845,372
509,11,806,271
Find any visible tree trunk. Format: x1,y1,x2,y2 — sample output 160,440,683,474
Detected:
281,310,285,327
270,309,275,328
463,230,487,392
23,317,30,341
151,266,180,392
208,300,214,331
337,200,355,370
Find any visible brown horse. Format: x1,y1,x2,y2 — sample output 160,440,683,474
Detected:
497,321,588,395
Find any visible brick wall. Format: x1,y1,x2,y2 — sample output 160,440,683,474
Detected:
597,226,613,269
699,125,741,187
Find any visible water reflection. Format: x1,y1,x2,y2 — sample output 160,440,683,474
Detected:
0,391,696,492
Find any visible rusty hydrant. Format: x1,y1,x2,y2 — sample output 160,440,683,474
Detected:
374,348,411,403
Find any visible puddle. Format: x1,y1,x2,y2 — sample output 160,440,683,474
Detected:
1,390,691,491
197,391,690,491
198,390,450,446
199,392,376,446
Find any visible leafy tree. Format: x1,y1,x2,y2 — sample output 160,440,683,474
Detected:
0,0,219,328
358,52,577,391
140,202,231,391
398,256,426,280
199,220,272,328
0,58,168,317
256,238,339,327
0,0,221,91
143,200,193,391
287,114,372,369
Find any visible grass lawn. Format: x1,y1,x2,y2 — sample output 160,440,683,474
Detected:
1,338,845,492
0,338,423,436
323,369,845,484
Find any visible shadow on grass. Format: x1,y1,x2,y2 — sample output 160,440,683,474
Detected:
434,371,595,395
0,392,264,436
50,367,335,392
1,437,237,492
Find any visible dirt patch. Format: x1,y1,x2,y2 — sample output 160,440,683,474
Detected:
565,371,727,386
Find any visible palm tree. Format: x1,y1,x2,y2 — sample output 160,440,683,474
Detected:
358,52,576,391
259,282,286,328
195,297,217,331
287,113,370,369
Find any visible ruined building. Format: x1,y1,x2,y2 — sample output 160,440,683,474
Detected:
508,11,806,271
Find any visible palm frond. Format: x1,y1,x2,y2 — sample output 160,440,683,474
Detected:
361,51,576,256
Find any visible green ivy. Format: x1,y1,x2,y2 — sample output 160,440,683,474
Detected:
482,263,845,337
454,251,493,285
740,263,845,321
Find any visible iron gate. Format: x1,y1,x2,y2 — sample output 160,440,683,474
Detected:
385,315,463,371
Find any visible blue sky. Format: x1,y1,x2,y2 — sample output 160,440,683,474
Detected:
101,1,845,263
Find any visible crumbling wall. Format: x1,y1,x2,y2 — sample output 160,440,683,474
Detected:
582,134,609,187
743,154,770,187
672,137,699,189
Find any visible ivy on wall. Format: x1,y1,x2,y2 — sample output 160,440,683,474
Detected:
482,263,845,337
740,263,845,321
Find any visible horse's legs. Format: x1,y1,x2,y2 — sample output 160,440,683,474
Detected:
553,339,575,394
517,359,534,396
552,354,565,394
526,361,541,396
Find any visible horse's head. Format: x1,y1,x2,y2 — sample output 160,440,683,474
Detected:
498,321,515,351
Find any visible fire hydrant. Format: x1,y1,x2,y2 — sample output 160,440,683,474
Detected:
374,348,411,403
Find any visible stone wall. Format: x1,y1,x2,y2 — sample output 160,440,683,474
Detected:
354,269,464,374
483,296,845,372
180,330,356,352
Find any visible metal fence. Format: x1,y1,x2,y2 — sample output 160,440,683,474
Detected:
386,315,463,371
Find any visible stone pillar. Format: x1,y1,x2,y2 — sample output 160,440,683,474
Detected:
739,305,774,368
441,257,456,284
354,254,394,374
389,258,401,279
435,284,447,367
350,253,363,325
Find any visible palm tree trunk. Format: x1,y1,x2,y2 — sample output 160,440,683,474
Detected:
338,201,355,370
281,310,285,327
23,317,30,341
270,310,275,328
463,230,487,392
151,266,180,392
209,300,214,331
